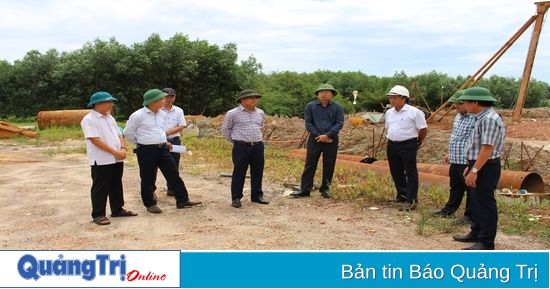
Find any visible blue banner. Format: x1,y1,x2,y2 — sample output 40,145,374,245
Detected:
180,251,549,288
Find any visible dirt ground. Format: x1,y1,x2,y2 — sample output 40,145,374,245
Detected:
1,108,549,250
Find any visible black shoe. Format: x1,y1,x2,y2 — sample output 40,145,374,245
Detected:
232,199,241,208
452,216,472,225
453,233,477,242
388,197,406,203
462,242,494,250
251,197,270,204
431,209,454,217
290,190,310,197
320,190,330,198
167,190,174,197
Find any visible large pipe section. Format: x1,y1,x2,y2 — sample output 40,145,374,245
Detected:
289,149,545,193
288,150,450,189
37,110,93,129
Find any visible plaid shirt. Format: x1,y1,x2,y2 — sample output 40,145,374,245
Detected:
221,105,265,143
464,107,506,161
448,113,475,164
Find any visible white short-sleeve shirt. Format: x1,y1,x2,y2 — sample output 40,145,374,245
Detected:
81,110,122,166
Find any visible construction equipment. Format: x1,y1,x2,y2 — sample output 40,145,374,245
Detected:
427,1,550,123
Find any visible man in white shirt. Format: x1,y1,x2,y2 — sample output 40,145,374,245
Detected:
124,89,202,214
160,87,187,197
384,85,428,211
81,91,137,225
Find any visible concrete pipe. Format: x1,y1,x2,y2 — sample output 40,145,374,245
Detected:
37,110,92,129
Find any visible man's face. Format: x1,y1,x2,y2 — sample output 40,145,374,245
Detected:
462,100,477,114
149,97,165,111
164,94,175,106
454,102,468,115
317,90,334,101
240,95,259,108
94,101,114,114
389,95,406,108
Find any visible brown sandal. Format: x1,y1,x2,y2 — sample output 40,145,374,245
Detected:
93,216,111,225
111,209,138,217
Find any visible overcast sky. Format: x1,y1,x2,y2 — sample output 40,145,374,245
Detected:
1,0,549,83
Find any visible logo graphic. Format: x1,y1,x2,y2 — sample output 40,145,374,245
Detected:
17,253,166,282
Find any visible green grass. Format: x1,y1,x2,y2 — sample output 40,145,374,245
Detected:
6,122,550,246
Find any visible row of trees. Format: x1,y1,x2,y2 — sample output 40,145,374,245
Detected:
1,33,549,120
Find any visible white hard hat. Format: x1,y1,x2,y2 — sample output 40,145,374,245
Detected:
386,85,410,98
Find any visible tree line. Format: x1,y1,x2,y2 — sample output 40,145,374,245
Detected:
0,33,548,120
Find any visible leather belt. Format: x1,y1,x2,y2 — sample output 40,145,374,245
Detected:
388,138,417,144
467,158,500,165
167,137,180,142
137,143,167,148
235,140,262,146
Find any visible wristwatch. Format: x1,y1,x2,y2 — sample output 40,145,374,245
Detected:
471,167,478,174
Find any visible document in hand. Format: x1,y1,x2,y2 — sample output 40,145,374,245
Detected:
171,145,187,153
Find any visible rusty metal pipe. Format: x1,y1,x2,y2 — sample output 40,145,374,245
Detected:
289,150,545,192
289,150,450,189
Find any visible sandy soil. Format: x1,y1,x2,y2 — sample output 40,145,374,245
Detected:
0,138,547,251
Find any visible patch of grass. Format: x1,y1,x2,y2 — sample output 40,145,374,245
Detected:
37,126,84,142
43,145,87,156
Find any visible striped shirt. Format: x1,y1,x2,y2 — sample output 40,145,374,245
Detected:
464,107,506,161
448,113,475,164
221,105,265,143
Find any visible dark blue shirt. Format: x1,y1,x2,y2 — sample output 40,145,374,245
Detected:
304,100,345,138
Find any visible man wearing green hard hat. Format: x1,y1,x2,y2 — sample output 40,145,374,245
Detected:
291,83,344,199
81,92,138,225
431,90,475,226
222,89,269,208
452,87,505,250
124,89,203,214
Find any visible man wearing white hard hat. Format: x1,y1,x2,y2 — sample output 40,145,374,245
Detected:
384,85,428,211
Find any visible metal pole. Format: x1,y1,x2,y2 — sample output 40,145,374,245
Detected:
512,1,550,122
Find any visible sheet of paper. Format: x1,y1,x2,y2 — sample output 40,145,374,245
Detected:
171,145,187,153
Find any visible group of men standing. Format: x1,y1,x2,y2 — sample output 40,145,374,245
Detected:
383,85,505,250
81,83,505,250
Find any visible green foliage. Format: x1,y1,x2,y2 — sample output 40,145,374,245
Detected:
1,33,549,120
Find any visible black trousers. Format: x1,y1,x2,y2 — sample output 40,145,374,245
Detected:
387,140,419,203
442,163,471,218
300,135,339,192
231,142,264,200
90,162,124,218
137,145,190,207
166,137,181,192
468,161,500,246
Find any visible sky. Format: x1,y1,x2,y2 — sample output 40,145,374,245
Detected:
1,0,549,83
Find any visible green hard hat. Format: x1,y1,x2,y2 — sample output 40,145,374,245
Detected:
448,90,465,103
458,87,497,102
315,84,338,96
237,89,262,102
143,89,168,106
